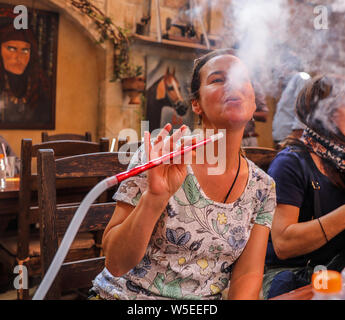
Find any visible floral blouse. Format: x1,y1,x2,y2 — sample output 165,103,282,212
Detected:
92,146,276,300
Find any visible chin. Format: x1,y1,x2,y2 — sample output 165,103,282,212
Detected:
5,67,26,75
223,113,251,125
11,70,25,75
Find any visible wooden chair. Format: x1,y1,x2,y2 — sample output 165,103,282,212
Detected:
242,147,278,172
41,132,92,142
117,136,142,152
0,138,109,299
37,150,132,299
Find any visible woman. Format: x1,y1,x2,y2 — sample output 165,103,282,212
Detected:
91,49,276,300
263,74,345,299
0,25,51,124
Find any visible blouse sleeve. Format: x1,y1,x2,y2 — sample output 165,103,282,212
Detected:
254,174,277,229
112,145,148,207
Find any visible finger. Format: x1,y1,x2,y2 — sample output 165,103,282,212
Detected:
179,137,197,165
153,123,172,152
144,131,151,162
154,123,172,145
163,125,188,155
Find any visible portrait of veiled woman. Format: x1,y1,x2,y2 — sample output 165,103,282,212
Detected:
0,4,58,129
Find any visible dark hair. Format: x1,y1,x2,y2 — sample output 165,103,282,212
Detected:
282,74,345,188
295,74,345,143
190,48,236,102
0,25,50,109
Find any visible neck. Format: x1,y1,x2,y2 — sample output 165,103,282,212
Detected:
202,126,243,172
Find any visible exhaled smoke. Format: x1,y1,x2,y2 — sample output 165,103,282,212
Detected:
219,0,344,97
227,0,290,96
311,79,345,142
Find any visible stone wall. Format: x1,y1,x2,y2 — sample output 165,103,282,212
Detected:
1,0,344,154
0,0,104,155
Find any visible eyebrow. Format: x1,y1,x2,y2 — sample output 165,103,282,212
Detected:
7,45,30,50
206,71,225,80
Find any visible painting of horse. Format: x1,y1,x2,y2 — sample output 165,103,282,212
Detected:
145,56,194,132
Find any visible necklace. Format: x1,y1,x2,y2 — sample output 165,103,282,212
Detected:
3,72,30,105
223,152,241,203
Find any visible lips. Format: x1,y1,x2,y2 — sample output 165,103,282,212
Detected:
224,96,242,107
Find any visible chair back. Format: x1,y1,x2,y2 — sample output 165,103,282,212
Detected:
41,132,92,142
117,136,142,152
242,147,277,172
16,138,109,299
37,150,132,299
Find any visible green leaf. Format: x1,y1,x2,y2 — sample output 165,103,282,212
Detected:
222,224,230,235
131,191,141,206
212,219,219,234
193,196,213,209
162,279,183,299
182,175,200,205
220,277,229,286
173,194,189,206
153,273,165,294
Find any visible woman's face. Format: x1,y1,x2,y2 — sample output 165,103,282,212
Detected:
193,54,256,130
1,40,31,75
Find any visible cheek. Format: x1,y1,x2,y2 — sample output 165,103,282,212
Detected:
1,48,11,64
243,88,256,114
22,54,30,65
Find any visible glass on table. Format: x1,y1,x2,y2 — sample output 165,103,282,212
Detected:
5,156,16,178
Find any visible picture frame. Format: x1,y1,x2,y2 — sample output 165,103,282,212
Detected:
145,55,195,133
0,3,58,129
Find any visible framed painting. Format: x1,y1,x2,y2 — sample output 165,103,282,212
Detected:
0,3,58,129
145,55,195,133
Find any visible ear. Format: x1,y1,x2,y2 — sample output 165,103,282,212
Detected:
172,67,175,76
191,99,202,115
156,78,166,100
166,66,170,75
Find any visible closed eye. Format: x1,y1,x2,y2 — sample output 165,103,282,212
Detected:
207,71,226,84
210,78,224,83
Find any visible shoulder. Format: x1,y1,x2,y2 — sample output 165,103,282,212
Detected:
246,158,276,191
245,160,276,228
269,146,308,173
268,146,311,187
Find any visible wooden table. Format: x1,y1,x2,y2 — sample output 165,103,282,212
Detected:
270,284,313,300
0,177,20,233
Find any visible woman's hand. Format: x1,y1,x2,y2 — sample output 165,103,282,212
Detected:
144,123,193,202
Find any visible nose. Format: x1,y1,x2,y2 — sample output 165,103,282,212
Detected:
14,53,21,62
175,101,187,116
224,76,244,93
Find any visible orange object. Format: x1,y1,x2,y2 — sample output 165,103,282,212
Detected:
0,154,4,159
312,270,342,294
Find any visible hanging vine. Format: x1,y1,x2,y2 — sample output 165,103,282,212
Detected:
71,0,142,81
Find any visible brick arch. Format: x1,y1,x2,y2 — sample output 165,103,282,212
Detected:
45,0,106,50
44,0,109,138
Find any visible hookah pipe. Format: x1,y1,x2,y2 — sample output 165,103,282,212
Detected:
33,132,224,300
